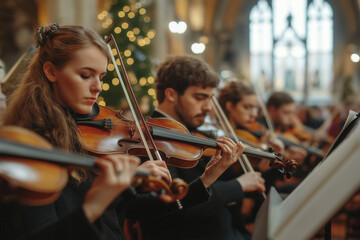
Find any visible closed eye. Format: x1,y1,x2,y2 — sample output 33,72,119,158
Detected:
80,74,90,79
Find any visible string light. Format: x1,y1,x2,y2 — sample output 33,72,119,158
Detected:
114,27,121,34
129,36,136,42
118,11,125,18
148,88,155,96
147,30,155,39
124,50,131,57
169,21,187,34
144,37,150,45
147,76,154,84
133,28,140,34
98,13,105,20
99,100,106,106
127,31,134,38
121,22,129,29
102,83,110,91
128,12,135,18
191,43,206,54
107,63,115,71
139,8,146,15
137,38,145,46
112,78,120,86
111,49,117,55
116,59,120,65
127,58,134,65
351,53,360,63
105,18,113,25
153,100,158,107
144,16,150,23
123,6,130,12
139,77,147,86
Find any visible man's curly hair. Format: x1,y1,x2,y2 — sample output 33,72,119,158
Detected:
155,56,219,103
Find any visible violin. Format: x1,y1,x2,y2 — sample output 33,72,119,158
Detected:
276,123,313,144
248,122,324,158
0,126,188,206
76,104,298,175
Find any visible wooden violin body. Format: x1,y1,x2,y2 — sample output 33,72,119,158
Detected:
0,126,68,205
0,126,189,206
77,104,298,175
77,105,203,168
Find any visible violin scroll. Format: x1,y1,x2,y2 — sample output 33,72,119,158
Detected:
270,151,298,178
132,174,188,203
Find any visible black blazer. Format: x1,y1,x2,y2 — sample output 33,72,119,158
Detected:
138,110,249,240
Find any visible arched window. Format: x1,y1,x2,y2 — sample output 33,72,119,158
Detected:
250,0,333,104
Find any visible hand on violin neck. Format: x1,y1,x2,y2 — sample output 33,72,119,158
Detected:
200,138,245,188
83,154,140,223
137,160,172,184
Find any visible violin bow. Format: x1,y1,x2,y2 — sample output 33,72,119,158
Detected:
211,95,266,199
105,34,183,209
252,84,277,137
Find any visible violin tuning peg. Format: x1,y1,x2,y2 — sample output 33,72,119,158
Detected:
286,172,292,179
267,147,274,153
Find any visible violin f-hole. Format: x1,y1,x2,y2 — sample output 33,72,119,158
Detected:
118,138,142,147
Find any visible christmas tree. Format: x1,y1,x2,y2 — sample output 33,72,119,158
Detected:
98,0,156,115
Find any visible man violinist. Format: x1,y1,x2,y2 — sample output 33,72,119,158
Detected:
138,55,265,240
266,92,308,164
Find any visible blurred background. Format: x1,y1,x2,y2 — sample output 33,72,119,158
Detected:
0,0,359,117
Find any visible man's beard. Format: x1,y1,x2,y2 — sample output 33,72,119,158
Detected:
174,99,206,131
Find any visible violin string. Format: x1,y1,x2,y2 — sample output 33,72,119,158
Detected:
111,120,276,159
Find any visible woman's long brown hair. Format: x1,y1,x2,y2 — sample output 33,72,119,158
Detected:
2,24,110,182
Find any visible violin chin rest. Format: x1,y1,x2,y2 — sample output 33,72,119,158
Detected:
75,102,100,120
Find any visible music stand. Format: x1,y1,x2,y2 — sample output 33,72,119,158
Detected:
253,111,360,240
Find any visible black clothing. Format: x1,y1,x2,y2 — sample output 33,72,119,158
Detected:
138,110,250,240
0,163,210,240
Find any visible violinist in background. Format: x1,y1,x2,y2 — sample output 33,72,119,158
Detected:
139,55,265,240
218,81,285,166
217,81,288,229
0,24,242,240
266,92,308,165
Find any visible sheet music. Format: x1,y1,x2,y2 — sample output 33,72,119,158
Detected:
265,114,360,240
321,110,359,159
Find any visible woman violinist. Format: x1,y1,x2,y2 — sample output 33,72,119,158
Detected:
0,24,243,240
218,81,285,168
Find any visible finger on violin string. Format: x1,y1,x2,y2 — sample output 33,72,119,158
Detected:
218,142,233,159
217,137,236,151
